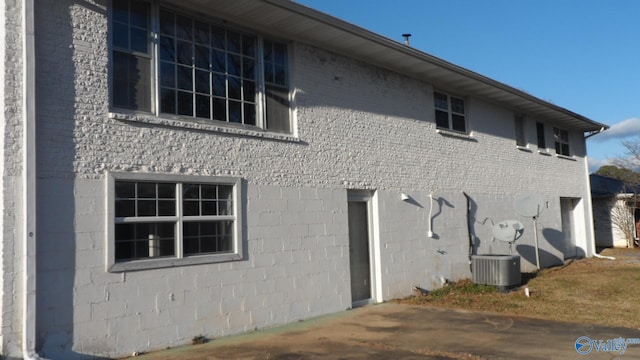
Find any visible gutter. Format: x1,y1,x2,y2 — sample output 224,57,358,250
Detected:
585,126,606,139
22,0,43,358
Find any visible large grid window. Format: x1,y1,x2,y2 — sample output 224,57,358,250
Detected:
434,91,466,133
108,173,242,271
554,127,570,156
110,0,291,133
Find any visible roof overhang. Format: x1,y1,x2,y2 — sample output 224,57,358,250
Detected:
179,0,608,132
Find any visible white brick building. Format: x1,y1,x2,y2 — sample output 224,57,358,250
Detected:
1,0,607,358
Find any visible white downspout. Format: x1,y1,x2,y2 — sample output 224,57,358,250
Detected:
22,0,42,358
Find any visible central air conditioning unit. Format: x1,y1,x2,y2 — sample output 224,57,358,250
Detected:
472,255,521,292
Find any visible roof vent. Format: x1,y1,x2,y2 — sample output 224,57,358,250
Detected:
402,33,412,46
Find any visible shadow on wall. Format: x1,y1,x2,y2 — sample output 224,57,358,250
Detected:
542,227,585,259
430,196,454,240
34,0,107,358
516,244,563,269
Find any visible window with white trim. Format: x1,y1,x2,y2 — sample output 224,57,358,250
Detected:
514,115,526,147
434,91,466,132
554,127,570,156
536,122,546,149
107,173,242,271
110,0,291,133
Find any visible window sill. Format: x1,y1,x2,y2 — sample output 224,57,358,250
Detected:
516,146,532,153
537,150,552,156
436,128,476,141
556,154,576,161
108,252,242,272
109,111,300,143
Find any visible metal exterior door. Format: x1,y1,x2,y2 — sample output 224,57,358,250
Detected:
348,200,371,304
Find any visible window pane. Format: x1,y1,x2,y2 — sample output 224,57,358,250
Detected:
177,41,193,65
158,200,175,216
451,97,465,114
274,64,286,86
229,101,241,123
562,143,570,155
213,98,226,121
242,35,255,57
129,0,149,29
228,77,241,100
194,45,210,69
218,200,232,215
211,26,225,49
201,185,216,199
115,200,135,217
274,43,287,65
158,183,176,198
160,88,176,114
536,122,545,148
178,91,194,116
212,49,226,72
202,201,217,215
177,65,193,91
183,221,233,255
195,69,210,94
227,54,241,77
194,21,210,45
115,181,135,198
160,61,175,88
183,200,200,216
218,186,233,201
175,15,193,40
452,114,466,132
112,22,129,49
138,200,156,216
115,222,176,261
227,31,240,53
242,58,255,78
434,92,448,110
159,36,175,62
112,52,151,111
130,27,148,53
435,110,449,128
265,85,290,133
212,73,226,97
112,0,129,24
195,95,210,119
159,10,175,36
137,182,156,198
244,103,256,126
183,183,199,199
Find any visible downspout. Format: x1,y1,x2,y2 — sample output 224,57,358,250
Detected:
22,0,42,358
581,127,607,258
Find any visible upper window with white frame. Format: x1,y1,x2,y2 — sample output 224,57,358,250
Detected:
107,173,243,272
434,91,466,133
553,127,570,156
110,0,291,133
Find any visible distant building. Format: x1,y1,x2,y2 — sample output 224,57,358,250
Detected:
591,174,640,248
1,0,607,358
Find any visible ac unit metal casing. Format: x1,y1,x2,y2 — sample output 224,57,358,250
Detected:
472,255,521,292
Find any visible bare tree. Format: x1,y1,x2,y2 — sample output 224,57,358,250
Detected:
610,195,637,248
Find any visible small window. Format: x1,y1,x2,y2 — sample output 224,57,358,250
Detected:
107,173,242,271
554,127,570,156
536,122,545,149
434,91,466,132
514,115,526,147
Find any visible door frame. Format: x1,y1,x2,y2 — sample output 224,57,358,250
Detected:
347,190,380,307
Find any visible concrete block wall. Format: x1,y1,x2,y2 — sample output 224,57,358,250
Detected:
4,0,594,358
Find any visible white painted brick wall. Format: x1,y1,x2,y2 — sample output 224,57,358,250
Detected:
0,0,593,358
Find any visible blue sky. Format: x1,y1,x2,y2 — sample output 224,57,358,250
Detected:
296,0,640,172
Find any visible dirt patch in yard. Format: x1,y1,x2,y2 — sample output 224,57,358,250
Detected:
400,248,640,329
